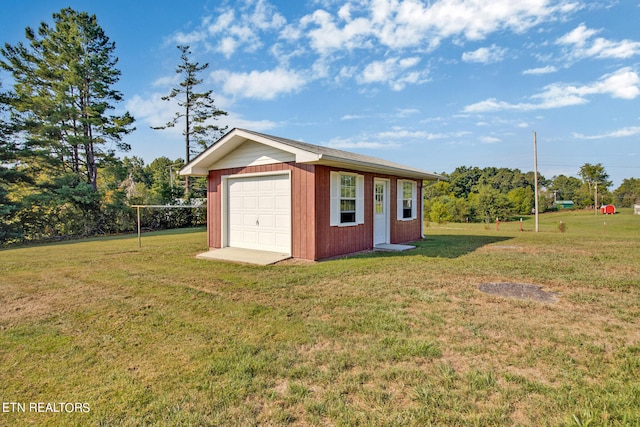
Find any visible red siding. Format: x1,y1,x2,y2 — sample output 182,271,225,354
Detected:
207,170,222,249
292,163,316,259
206,163,316,259
390,179,423,244
313,168,423,259
313,166,374,259
207,163,424,261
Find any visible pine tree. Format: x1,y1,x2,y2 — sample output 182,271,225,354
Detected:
153,45,227,198
0,8,135,191
0,83,28,241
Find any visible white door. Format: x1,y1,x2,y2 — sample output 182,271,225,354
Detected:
373,179,389,245
227,174,291,253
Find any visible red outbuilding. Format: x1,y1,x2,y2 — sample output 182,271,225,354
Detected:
180,128,443,261
600,204,616,215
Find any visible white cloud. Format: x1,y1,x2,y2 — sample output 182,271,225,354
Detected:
395,108,421,117
325,138,400,149
522,65,558,75
462,44,507,64
376,129,471,140
126,93,181,132
164,0,580,93
556,23,599,47
170,0,286,58
211,68,307,100
480,136,501,144
573,126,640,140
152,74,181,88
376,130,431,139
359,56,428,90
341,114,365,120
557,23,640,60
298,0,579,53
126,92,277,136
464,67,640,112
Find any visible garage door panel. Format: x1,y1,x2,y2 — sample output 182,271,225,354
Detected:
229,196,243,210
242,231,257,244
244,200,257,210
258,196,273,209
242,213,257,225
274,233,289,247
258,214,274,227
227,174,291,254
258,232,274,246
258,180,274,191
243,180,258,191
274,195,289,209
275,214,289,228
229,213,242,226
274,178,288,191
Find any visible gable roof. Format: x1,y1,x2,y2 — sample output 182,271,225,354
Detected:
180,128,444,180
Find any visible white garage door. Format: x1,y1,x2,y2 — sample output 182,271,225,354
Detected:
227,174,291,254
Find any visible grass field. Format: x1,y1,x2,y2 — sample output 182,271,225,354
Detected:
1,209,639,426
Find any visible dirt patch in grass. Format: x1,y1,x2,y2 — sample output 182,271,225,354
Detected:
478,283,559,304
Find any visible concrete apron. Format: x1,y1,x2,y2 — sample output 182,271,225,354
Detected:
196,247,291,266
374,243,416,252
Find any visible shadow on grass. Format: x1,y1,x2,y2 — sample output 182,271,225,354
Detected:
413,234,513,258
0,226,207,251
346,234,514,261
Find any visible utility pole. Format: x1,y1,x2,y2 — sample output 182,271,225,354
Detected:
533,131,539,232
594,181,598,215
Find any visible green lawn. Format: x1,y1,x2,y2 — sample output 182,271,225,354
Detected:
1,210,639,426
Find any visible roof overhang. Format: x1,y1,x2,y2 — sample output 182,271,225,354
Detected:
180,128,444,181
306,156,442,180
179,129,320,176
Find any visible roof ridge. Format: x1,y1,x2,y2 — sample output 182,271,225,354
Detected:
237,128,441,178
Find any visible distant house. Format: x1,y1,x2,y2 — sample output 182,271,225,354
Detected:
554,200,574,209
600,204,616,215
180,128,443,260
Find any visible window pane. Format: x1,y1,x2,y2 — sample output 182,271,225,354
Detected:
403,181,413,199
375,183,384,214
341,175,356,198
341,212,356,223
341,199,356,212
339,174,359,224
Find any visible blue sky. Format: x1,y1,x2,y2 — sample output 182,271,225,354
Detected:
2,0,639,187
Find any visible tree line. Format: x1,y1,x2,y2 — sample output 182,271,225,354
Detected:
1,8,639,244
1,8,224,244
424,164,640,224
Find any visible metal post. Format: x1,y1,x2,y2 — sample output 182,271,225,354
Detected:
594,181,598,215
533,131,539,232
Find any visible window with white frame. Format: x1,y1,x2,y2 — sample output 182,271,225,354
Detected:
330,171,364,226
397,180,417,220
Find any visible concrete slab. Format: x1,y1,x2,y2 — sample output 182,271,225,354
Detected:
196,247,291,265
374,243,416,252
